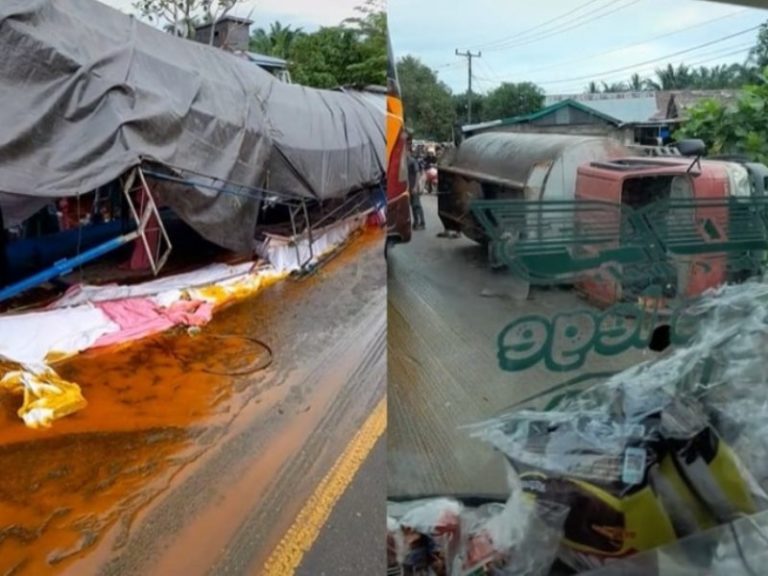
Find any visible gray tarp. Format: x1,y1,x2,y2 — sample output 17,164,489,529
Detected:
0,0,385,251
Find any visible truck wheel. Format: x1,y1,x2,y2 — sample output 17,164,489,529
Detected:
385,236,398,260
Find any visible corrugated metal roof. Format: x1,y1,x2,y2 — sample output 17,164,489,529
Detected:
245,51,288,68
463,99,622,133
546,90,741,122
578,96,659,124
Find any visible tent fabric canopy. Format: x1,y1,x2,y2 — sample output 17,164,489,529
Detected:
0,0,385,251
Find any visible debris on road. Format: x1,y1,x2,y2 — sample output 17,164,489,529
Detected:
467,281,768,573
387,493,567,576
0,362,86,429
0,211,373,428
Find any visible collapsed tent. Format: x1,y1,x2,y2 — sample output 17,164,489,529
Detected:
0,0,385,252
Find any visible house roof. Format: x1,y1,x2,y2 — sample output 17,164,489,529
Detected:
547,92,660,123
580,96,659,123
463,99,623,133
547,90,741,121
244,51,288,68
465,89,744,133
654,89,741,119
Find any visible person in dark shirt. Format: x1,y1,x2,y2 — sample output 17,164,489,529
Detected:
407,135,425,230
0,205,8,288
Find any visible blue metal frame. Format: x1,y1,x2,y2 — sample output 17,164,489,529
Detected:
0,231,139,302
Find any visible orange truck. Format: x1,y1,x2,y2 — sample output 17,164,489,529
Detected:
574,156,737,308
385,36,411,255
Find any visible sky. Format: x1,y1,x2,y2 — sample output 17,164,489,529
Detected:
388,0,768,95
99,0,362,32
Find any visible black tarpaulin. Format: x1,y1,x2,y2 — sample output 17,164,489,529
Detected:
0,0,385,251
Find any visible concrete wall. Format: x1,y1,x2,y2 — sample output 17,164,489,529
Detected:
194,21,250,51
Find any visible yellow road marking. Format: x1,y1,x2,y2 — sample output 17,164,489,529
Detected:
261,397,387,575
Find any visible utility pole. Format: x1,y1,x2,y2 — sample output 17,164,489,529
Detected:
455,49,481,123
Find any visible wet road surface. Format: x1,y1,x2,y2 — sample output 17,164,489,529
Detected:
295,436,386,576
387,194,656,498
0,228,386,575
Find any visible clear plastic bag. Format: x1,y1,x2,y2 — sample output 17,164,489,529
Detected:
452,491,568,576
388,498,463,575
468,281,768,572
387,495,566,576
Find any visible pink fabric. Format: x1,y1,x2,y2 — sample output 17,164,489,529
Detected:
93,298,213,348
164,300,214,326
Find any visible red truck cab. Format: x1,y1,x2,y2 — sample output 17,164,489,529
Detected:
575,157,733,308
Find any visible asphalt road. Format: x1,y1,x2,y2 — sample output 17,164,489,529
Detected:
387,194,655,498
295,436,386,576
0,229,386,575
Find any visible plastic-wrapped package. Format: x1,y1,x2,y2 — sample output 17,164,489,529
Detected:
470,409,685,570
387,495,566,576
452,492,568,576
469,281,768,572
389,515,405,575
388,498,463,575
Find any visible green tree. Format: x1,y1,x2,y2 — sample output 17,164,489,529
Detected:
133,0,241,40
287,0,386,88
453,92,486,126
748,20,768,71
396,56,455,140
675,68,768,164
651,63,694,90
289,27,360,88
249,22,304,59
601,81,629,93
482,82,545,121
341,0,387,86
629,73,646,91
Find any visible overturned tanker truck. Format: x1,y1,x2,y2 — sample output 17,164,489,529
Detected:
0,0,385,300
437,133,629,245
438,132,768,309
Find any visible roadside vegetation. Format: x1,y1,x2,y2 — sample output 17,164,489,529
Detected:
396,19,768,143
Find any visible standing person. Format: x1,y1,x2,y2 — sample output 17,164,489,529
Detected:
424,145,438,194
0,205,8,288
407,135,426,230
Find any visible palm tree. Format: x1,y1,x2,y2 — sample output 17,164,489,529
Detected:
629,73,645,91
601,81,628,93
711,64,737,88
729,62,758,87
654,63,694,90
747,21,768,70
249,22,304,59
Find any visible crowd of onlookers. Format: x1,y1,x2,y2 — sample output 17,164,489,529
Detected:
406,137,451,230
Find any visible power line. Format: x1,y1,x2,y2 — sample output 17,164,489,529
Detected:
534,24,760,85
483,0,645,53
596,41,754,83
505,8,748,78
456,49,482,122
476,38,755,92
472,73,494,93
478,59,501,83
553,44,755,93
466,0,606,51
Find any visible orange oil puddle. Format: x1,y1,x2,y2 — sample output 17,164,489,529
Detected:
0,328,243,574
0,301,272,573
0,227,383,575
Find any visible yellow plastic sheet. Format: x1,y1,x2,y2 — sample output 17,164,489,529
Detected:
0,365,87,429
